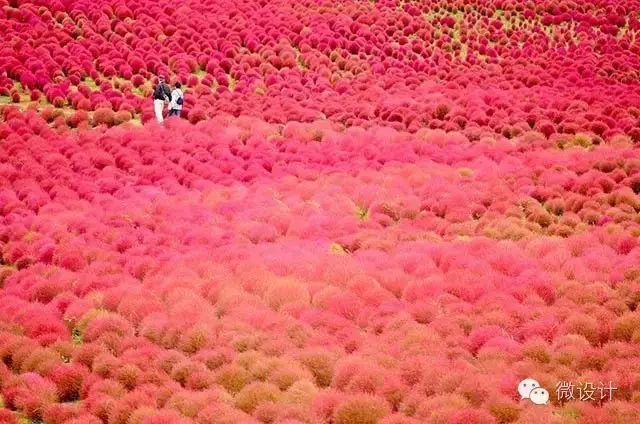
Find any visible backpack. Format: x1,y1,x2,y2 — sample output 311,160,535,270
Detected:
176,90,184,106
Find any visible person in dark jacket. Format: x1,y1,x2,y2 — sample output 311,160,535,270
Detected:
153,75,172,123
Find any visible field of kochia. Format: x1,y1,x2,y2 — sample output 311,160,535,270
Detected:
1,0,640,423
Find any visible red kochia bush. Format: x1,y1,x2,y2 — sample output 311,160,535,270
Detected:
2,373,58,420
53,246,86,271
41,403,81,424
48,363,89,402
82,313,135,342
0,409,17,424
188,108,207,124
449,408,496,424
66,110,90,128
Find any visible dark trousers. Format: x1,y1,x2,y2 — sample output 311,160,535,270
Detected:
168,109,181,117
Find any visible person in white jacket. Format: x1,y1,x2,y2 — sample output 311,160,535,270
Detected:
153,75,171,123
168,82,184,118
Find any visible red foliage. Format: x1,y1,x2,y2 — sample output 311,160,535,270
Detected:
188,108,208,125
0,410,17,424
48,363,89,402
1,1,640,421
449,408,496,424
42,403,82,424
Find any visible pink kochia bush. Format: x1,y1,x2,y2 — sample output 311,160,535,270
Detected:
1,0,640,422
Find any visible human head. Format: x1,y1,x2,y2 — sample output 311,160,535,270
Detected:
159,75,165,83
175,82,181,89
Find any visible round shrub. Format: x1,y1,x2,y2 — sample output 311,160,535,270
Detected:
113,110,132,125
64,415,102,424
298,349,336,388
30,90,42,101
41,106,64,123
52,96,65,108
283,379,318,406
177,326,210,354
193,349,233,371
264,277,311,311
42,402,81,424
77,98,92,111
333,395,391,424
188,108,207,124
116,364,140,390
196,403,251,423
215,364,251,394
449,408,496,424
131,74,145,87
72,344,106,369
487,398,519,423
170,360,208,386
612,313,640,342
379,414,421,424
92,108,115,126
82,313,134,342
18,347,60,374
48,363,88,402
267,361,314,391
0,409,17,424
66,110,90,128
563,314,601,345
521,338,551,364
253,402,306,423
234,382,282,414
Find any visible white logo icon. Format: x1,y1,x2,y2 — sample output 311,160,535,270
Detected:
518,378,540,399
529,387,550,405
518,378,549,405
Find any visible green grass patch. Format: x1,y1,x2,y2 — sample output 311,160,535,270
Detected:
72,327,82,344
83,77,99,89
228,74,237,92
554,406,580,420
111,76,129,86
357,205,369,220
18,417,42,424
422,11,439,22
1,82,31,105
459,43,468,60
127,117,143,127
133,83,150,96
296,54,308,70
